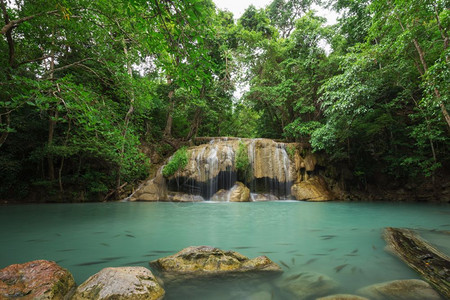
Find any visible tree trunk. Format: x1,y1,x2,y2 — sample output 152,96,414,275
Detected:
392,3,450,130
47,49,56,181
47,110,57,181
164,76,174,138
116,42,135,198
411,39,450,129
384,227,450,299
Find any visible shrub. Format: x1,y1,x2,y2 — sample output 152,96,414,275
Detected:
162,146,189,177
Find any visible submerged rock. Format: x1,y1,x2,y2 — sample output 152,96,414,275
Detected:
250,193,279,201
0,260,75,299
317,294,369,300
248,290,273,300
149,246,282,281
229,182,250,202
167,192,204,202
211,189,231,201
72,267,165,300
278,271,339,300
357,279,442,300
291,176,334,201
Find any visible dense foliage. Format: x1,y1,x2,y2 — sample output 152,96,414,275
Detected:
0,0,448,201
162,146,189,177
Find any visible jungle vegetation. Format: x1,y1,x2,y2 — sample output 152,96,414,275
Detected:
0,0,448,201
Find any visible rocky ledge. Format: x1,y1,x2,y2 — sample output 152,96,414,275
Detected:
149,246,282,281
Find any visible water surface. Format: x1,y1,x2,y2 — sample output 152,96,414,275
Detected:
1,201,448,299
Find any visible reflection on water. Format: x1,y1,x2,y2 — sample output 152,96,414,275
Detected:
0,201,449,299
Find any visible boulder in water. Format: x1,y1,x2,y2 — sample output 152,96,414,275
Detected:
72,267,165,300
251,193,279,201
229,182,250,202
291,176,334,201
211,189,231,201
168,192,204,202
0,260,75,299
357,279,442,300
278,271,339,300
149,246,282,282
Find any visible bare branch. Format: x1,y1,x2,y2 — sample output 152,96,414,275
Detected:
44,58,92,76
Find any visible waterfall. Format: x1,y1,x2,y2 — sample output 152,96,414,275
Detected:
158,138,296,201
131,137,334,202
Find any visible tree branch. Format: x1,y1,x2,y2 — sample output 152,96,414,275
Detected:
44,58,92,76
1,10,58,35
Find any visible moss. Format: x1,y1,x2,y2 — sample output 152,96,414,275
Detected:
162,147,189,177
235,142,252,182
236,142,250,172
286,144,296,161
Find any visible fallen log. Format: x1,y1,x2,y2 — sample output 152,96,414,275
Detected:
384,227,450,299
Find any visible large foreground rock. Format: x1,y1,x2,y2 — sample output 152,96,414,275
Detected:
291,176,334,201
278,271,339,300
0,260,75,299
72,267,164,300
357,279,442,300
149,246,282,281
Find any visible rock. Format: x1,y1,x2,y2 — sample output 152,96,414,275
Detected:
357,279,442,300
317,294,369,300
291,176,334,201
248,139,296,183
131,171,167,201
248,290,273,300
229,182,250,202
304,153,317,172
168,192,204,202
278,271,339,300
211,189,231,201
250,193,279,201
0,260,75,300
149,246,282,282
72,267,165,300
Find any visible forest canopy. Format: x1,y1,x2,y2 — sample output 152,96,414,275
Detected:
0,0,448,201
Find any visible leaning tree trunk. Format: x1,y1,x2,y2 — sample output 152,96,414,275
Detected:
384,227,450,299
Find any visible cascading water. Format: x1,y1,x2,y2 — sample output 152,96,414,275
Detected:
131,138,333,202
166,138,295,200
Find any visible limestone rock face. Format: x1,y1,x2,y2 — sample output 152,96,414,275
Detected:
317,295,369,300
303,153,317,172
0,260,75,300
72,267,165,300
291,176,334,201
278,271,339,300
247,139,296,183
229,182,250,202
131,138,335,201
357,279,442,300
149,246,282,281
130,170,167,201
